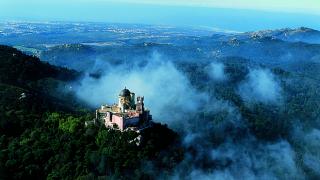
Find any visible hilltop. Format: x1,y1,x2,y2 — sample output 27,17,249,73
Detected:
243,27,320,44
0,46,182,179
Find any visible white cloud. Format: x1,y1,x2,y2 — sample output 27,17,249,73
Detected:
238,68,282,105
75,52,208,125
206,62,227,82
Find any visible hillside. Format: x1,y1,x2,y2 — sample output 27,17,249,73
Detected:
0,45,79,84
0,46,182,179
0,45,84,134
245,27,320,44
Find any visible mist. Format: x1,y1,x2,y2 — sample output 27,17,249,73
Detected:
75,52,208,125
238,68,282,105
206,62,227,82
73,51,319,179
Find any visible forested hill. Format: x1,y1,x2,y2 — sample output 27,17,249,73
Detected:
0,46,182,179
0,45,84,135
0,45,79,86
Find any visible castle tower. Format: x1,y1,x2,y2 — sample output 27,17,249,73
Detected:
130,92,135,108
136,96,144,113
118,87,132,112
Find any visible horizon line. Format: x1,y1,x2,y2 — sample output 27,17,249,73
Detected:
1,19,319,33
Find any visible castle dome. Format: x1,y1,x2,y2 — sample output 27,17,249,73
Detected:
119,87,131,97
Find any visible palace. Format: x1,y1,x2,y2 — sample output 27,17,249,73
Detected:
94,88,152,131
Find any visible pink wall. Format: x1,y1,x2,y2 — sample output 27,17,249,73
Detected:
111,115,124,130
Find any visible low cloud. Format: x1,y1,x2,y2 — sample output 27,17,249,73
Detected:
206,62,227,82
291,127,320,176
238,68,282,105
173,136,304,180
75,52,208,125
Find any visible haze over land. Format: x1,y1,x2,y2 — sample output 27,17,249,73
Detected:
1,21,319,179
1,0,320,31
0,0,320,178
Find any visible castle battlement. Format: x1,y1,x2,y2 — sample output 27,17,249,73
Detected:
95,88,152,131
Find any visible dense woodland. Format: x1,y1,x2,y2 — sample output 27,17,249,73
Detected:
182,60,319,138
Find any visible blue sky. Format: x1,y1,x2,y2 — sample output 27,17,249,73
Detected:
1,0,320,31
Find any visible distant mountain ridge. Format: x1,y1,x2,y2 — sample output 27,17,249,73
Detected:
1,23,319,75
244,27,320,44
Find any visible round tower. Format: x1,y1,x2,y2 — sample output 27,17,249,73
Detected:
118,87,132,112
